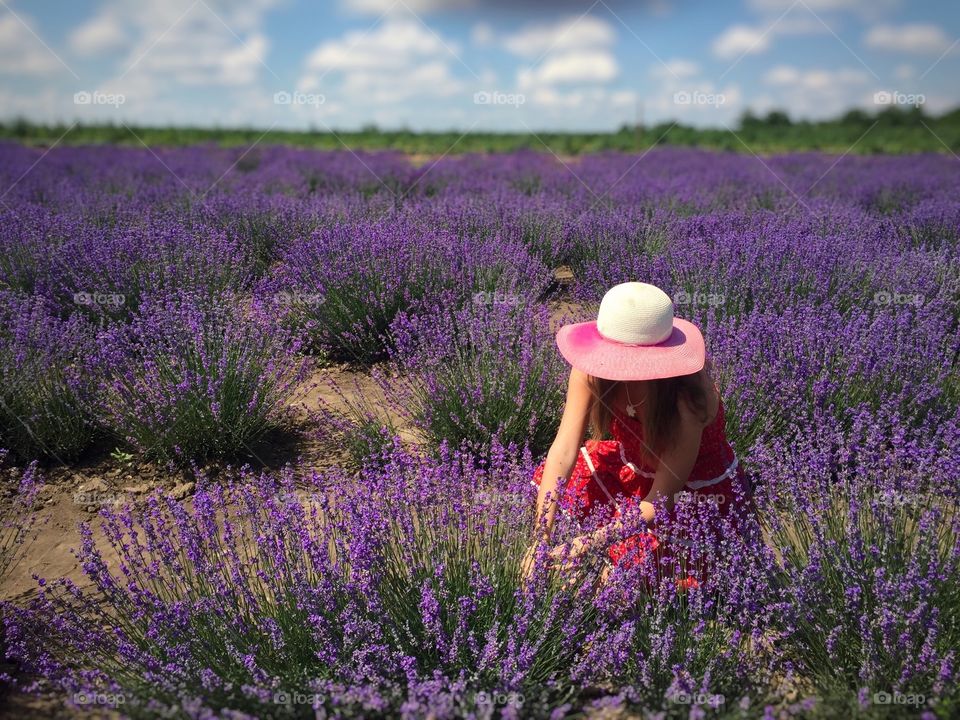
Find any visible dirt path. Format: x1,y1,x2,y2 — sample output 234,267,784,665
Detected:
0,364,413,602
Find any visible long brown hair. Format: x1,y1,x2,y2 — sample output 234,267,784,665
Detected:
587,372,709,465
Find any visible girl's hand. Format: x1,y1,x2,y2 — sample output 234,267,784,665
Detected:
547,533,594,573
520,543,538,586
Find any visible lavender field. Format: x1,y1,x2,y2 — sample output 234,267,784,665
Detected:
0,142,958,719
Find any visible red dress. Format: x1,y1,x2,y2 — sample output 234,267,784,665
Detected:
532,394,755,583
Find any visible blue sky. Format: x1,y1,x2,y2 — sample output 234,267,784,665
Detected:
1,0,958,131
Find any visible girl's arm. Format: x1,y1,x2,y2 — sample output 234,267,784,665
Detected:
584,408,702,548
533,367,593,541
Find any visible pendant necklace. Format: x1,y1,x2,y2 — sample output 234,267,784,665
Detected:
625,383,645,418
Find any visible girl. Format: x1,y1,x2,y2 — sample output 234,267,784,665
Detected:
525,282,755,587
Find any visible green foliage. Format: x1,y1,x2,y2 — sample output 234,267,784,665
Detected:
3,105,959,154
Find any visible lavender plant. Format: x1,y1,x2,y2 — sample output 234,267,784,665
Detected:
93,290,308,463
371,298,568,459
0,142,957,718
0,455,43,702
0,454,43,581
0,291,98,463
261,219,552,365
757,407,960,716
3,442,613,719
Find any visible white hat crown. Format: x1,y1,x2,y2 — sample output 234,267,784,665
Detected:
595,282,674,346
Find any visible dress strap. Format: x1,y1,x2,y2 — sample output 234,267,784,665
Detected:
617,442,655,478
581,445,621,509
684,456,739,490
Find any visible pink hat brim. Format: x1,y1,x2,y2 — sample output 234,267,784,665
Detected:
555,318,705,381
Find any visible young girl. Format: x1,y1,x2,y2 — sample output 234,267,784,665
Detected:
525,282,755,586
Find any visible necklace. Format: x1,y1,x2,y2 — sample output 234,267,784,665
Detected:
625,383,645,418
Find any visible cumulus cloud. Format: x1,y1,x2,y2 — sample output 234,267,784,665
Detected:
712,24,771,59
305,18,452,72
864,23,954,54
503,15,616,59
299,16,464,113
34,0,284,126
518,50,618,88
341,0,472,12
503,14,619,95
651,58,701,79
760,64,871,118
68,10,127,55
712,5,833,61
763,65,869,88
747,0,897,13
471,22,494,46
341,0,652,14
70,1,278,87
0,12,66,75
893,64,914,80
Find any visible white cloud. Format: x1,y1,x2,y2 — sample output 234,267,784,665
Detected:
651,58,700,79
711,9,830,60
0,13,64,75
339,60,461,103
305,18,451,72
712,24,770,59
471,22,494,46
759,65,871,118
68,10,127,55
518,49,618,88
341,0,472,12
526,86,635,114
748,0,895,12
503,15,615,59
894,63,914,80
299,17,464,115
746,0,901,23
503,13,621,108
77,1,279,89
763,64,868,88
763,65,799,85
864,23,954,54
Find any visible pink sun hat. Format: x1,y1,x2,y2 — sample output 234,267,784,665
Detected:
555,282,705,381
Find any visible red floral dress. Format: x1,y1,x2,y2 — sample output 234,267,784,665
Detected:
532,393,755,583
